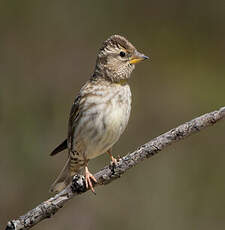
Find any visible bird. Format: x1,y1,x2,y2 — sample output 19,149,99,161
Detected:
50,34,148,193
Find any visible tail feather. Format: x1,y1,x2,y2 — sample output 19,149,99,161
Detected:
50,158,72,193
50,139,67,156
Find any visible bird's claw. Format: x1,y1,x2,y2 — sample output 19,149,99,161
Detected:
110,156,118,165
85,168,97,194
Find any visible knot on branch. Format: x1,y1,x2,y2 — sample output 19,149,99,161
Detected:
5,221,15,230
71,174,87,194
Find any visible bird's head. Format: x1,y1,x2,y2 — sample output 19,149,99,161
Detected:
94,35,149,83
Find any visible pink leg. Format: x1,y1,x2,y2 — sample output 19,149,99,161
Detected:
84,166,97,194
107,149,117,164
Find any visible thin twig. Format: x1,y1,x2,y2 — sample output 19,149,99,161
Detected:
5,106,225,230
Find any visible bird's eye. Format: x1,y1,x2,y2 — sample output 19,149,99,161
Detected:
119,51,126,57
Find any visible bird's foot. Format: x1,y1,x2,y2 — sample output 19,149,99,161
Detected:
85,166,97,194
110,155,118,165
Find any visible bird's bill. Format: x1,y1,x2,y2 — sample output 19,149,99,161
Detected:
129,51,149,64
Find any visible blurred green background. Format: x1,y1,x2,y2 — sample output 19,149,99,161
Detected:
1,0,225,229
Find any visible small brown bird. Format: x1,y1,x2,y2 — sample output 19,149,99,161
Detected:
50,35,148,193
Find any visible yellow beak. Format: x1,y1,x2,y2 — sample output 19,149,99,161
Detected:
129,51,149,64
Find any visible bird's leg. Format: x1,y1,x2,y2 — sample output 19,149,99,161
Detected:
107,148,117,165
84,160,97,194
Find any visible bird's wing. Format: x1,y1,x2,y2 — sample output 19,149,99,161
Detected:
50,93,82,156
67,94,82,152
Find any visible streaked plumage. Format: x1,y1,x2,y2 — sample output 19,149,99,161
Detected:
50,35,148,193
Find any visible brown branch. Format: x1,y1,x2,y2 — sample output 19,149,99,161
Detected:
5,106,225,230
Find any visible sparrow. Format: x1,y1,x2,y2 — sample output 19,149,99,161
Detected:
50,35,148,193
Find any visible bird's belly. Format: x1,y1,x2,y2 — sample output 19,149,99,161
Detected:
74,84,131,160
85,104,130,159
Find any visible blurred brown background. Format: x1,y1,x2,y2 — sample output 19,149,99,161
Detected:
1,0,225,229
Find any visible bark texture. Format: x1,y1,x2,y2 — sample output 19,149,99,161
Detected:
5,106,225,230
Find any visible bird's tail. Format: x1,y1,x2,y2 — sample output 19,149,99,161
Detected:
50,158,72,193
